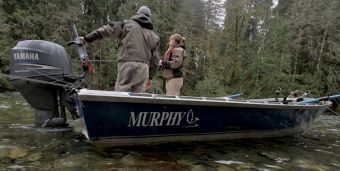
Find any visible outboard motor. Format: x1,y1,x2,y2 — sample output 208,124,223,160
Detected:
10,40,78,127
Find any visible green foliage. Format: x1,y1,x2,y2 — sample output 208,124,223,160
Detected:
0,77,10,91
0,0,338,99
193,69,226,97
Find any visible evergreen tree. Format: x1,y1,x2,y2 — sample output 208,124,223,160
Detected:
0,0,338,100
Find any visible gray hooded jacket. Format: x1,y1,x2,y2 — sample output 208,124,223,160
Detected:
84,14,160,79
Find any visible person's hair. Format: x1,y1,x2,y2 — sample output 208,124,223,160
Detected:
180,37,186,48
169,34,182,44
166,33,182,53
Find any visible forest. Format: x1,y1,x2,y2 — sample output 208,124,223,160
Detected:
0,0,339,99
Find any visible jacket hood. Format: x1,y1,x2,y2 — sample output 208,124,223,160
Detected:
131,14,154,30
178,44,186,49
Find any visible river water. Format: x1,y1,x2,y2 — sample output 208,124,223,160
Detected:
0,92,339,171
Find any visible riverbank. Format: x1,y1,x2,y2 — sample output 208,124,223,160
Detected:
0,77,15,92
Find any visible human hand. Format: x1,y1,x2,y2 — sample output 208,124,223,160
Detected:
79,37,86,45
158,60,163,66
145,79,153,91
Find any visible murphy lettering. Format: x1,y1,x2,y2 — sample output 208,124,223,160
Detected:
128,109,199,128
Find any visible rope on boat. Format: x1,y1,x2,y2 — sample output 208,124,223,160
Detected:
0,73,70,88
326,108,340,116
0,73,81,89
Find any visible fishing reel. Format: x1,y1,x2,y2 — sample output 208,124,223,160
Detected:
274,88,311,104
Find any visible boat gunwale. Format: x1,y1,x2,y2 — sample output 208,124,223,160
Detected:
77,89,331,110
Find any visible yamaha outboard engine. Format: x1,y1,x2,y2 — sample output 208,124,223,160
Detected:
10,40,78,127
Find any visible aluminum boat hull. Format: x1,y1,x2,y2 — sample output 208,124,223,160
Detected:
77,89,330,146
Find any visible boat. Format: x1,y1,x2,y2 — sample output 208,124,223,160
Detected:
77,89,332,146
6,26,337,146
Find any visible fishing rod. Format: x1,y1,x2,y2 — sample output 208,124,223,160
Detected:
297,94,340,104
67,24,95,74
226,93,242,99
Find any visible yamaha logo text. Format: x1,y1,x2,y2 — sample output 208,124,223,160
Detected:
13,53,39,61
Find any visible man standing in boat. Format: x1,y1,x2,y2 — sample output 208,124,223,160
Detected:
80,6,160,93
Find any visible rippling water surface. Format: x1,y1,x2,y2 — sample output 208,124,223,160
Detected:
0,92,339,171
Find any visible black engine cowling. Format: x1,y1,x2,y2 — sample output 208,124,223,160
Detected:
10,40,76,127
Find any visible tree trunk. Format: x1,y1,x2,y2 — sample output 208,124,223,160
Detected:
316,28,327,72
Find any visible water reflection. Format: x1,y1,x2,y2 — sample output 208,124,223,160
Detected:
0,92,339,170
